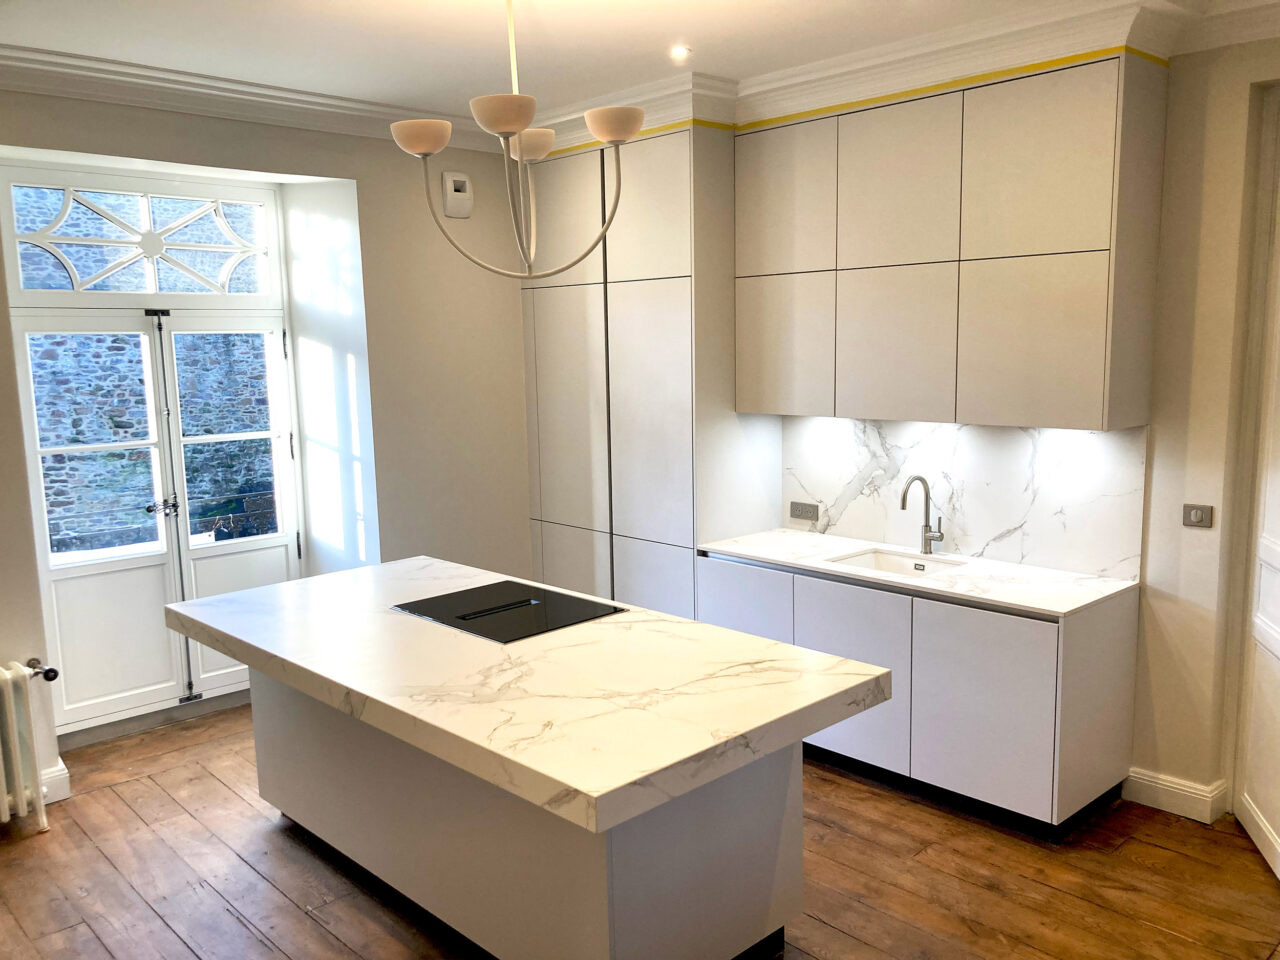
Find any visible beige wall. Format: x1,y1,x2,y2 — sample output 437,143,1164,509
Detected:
0,91,529,761
1138,38,1280,793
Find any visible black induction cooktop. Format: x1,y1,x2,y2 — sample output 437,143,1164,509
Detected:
393,580,623,643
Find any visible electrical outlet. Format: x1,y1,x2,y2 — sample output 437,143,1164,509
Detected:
790,501,820,522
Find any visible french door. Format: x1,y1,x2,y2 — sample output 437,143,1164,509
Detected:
11,306,299,731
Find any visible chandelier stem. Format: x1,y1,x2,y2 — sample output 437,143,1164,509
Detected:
419,146,622,281
506,0,519,95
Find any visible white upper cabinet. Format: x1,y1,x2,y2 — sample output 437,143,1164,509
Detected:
525,150,604,288
532,284,610,531
957,251,1110,429
735,118,838,276
837,93,962,268
836,262,958,423
608,277,694,547
604,132,692,282
961,59,1119,260
736,271,835,417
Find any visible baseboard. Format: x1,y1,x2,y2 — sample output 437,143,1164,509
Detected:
41,757,70,804
56,686,250,752
1122,766,1229,824
1235,792,1280,877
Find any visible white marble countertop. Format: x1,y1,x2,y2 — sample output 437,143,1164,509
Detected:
699,529,1137,617
165,556,889,834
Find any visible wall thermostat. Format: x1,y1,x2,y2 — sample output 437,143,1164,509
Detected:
442,171,473,219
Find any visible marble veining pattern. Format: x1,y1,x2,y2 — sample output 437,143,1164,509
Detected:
700,528,1136,618
781,419,1146,579
165,556,889,833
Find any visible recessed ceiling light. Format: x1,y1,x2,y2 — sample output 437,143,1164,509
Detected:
670,45,691,63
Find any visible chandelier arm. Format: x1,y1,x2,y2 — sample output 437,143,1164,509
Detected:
517,157,533,254
417,146,622,282
420,157,533,279
527,169,538,263
500,138,533,269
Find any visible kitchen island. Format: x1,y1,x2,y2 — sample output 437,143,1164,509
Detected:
165,556,890,960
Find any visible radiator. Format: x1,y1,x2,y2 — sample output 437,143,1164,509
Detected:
0,662,48,831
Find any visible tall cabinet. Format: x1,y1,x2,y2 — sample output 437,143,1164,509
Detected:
524,128,779,614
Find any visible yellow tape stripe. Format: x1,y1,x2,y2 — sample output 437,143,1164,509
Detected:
735,45,1167,132
542,45,1166,157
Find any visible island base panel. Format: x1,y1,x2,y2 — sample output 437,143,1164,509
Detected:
250,671,803,960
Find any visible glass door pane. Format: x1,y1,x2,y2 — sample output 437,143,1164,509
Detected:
172,332,282,544
25,331,165,564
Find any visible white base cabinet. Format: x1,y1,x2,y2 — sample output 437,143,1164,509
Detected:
695,556,793,644
697,554,1139,824
793,577,912,775
910,598,1059,820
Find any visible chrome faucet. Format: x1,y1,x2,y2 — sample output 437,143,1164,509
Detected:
900,475,944,555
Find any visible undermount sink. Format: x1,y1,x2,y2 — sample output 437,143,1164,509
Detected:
826,549,967,578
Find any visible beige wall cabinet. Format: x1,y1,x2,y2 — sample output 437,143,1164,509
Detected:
735,118,837,277
837,92,962,269
613,536,695,619
528,284,610,532
525,150,604,288
960,59,1118,261
608,277,694,547
734,54,1165,430
957,251,1111,429
540,521,612,597
605,132,692,282
736,271,835,417
835,262,958,423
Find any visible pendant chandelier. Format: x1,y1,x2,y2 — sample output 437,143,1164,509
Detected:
390,0,645,280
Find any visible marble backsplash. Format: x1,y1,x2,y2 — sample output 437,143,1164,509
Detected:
781,418,1147,579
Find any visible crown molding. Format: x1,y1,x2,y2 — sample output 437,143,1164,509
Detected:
734,2,1175,129
1172,0,1280,52
0,44,500,153
535,73,737,153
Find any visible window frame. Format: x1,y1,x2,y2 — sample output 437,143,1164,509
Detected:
0,165,283,310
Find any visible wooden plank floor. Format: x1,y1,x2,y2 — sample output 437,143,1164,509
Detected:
2,705,1279,960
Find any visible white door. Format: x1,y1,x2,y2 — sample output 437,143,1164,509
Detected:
160,311,299,695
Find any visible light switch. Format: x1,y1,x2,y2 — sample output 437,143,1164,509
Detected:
1183,504,1214,528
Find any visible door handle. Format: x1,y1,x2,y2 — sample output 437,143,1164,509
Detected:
145,496,180,517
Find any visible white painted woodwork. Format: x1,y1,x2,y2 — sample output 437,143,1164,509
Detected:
609,277,694,547
837,92,962,268
956,251,1111,429
691,125,783,545
835,262,958,423
186,541,290,693
695,555,793,644
1055,589,1138,821
961,59,1119,260
613,537,695,620
524,150,605,288
533,284,610,531
735,118,837,276
605,132,692,282
736,271,835,417
48,562,186,726
911,598,1058,821
522,289,541,520
793,575,911,775
253,671,803,960
541,522,612,598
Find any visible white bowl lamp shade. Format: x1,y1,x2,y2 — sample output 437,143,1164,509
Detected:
584,106,645,145
511,128,556,162
470,94,537,137
390,119,453,157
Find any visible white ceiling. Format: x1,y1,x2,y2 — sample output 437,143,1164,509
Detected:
0,0,1221,121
